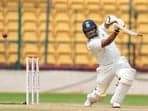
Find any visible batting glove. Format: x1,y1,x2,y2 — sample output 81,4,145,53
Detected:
112,18,125,32
112,24,120,32
117,18,125,27
105,15,118,25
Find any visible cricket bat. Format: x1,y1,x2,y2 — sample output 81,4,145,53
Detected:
113,23,143,37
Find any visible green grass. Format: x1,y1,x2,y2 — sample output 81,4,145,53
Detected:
0,92,148,105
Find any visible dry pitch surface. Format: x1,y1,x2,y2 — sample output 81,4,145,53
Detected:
0,103,148,111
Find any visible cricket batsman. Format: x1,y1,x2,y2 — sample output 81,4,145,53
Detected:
82,15,136,108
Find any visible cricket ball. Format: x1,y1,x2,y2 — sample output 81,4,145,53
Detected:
2,32,7,38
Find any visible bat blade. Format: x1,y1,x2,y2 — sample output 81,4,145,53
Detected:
113,23,143,37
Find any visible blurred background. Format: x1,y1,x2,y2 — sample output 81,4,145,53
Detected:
0,0,148,71
0,1,148,105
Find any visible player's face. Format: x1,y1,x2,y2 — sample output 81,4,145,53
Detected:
85,28,98,39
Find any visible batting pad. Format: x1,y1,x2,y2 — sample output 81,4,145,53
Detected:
110,78,132,105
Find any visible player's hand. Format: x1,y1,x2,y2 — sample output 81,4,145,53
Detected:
105,15,118,25
117,18,125,27
112,19,125,32
112,23,120,32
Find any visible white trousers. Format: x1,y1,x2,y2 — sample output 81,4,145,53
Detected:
96,56,136,93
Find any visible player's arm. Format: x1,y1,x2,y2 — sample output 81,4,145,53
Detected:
101,15,124,48
101,30,119,48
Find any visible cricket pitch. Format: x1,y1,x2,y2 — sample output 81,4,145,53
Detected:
0,103,148,111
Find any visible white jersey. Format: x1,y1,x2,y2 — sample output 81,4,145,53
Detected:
87,23,121,66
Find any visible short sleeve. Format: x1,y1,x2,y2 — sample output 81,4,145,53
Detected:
87,38,102,51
